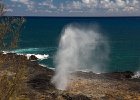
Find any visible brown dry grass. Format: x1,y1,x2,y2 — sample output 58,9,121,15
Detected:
0,0,25,50
67,76,140,100
0,63,28,100
0,3,28,99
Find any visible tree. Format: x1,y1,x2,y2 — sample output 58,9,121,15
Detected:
0,1,28,100
0,0,25,50
0,0,5,16
0,17,25,49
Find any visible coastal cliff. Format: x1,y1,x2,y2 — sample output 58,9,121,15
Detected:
0,53,140,100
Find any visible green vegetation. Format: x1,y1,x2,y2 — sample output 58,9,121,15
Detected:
0,17,25,49
0,1,28,99
0,0,25,50
0,64,28,100
0,0,4,16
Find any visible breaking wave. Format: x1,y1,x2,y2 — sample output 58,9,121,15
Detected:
11,48,52,60
132,71,140,79
26,54,49,60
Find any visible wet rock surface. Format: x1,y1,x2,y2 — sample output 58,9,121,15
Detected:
29,55,38,61
0,53,140,100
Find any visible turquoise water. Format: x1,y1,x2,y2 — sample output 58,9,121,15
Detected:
12,17,140,72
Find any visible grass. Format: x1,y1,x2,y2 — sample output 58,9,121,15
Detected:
0,59,29,100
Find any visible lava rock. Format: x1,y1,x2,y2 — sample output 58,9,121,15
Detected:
62,93,91,100
123,71,134,78
27,74,55,91
29,55,38,61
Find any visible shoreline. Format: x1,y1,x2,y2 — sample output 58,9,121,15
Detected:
1,51,140,80
0,52,140,99
3,50,140,77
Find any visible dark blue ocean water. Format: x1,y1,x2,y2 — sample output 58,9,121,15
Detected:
13,17,140,72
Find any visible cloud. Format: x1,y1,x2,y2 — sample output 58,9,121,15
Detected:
10,0,56,12
11,0,29,5
38,0,56,9
11,0,34,11
60,0,140,14
7,0,140,16
4,8,13,12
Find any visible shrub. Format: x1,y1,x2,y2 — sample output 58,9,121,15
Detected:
0,1,28,99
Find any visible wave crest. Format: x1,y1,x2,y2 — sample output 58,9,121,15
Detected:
26,54,49,60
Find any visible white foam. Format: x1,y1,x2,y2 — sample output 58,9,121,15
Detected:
39,64,47,67
13,48,40,53
132,71,140,79
39,64,55,70
2,51,49,61
26,54,49,60
2,51,10,54
8,48,49,61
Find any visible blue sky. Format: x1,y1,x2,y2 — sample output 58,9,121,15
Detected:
4,0,140,16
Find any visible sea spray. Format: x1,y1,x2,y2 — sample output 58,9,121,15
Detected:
52,24,110,90
132,71,140,78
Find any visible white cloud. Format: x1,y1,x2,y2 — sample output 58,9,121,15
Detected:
11,0,29,5
11,0,34,11
10,0,57,13
8,0,140,16
4,8,13,12
61,0,140,14
39,1,56,9
82,0,96,4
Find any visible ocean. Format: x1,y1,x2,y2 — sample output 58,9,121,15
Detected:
11,17,140,72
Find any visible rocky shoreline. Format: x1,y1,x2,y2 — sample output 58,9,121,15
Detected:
0,52,140,100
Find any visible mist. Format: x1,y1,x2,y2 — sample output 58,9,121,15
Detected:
52,24,110,90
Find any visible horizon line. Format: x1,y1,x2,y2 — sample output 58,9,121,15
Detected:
3,15,140,18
